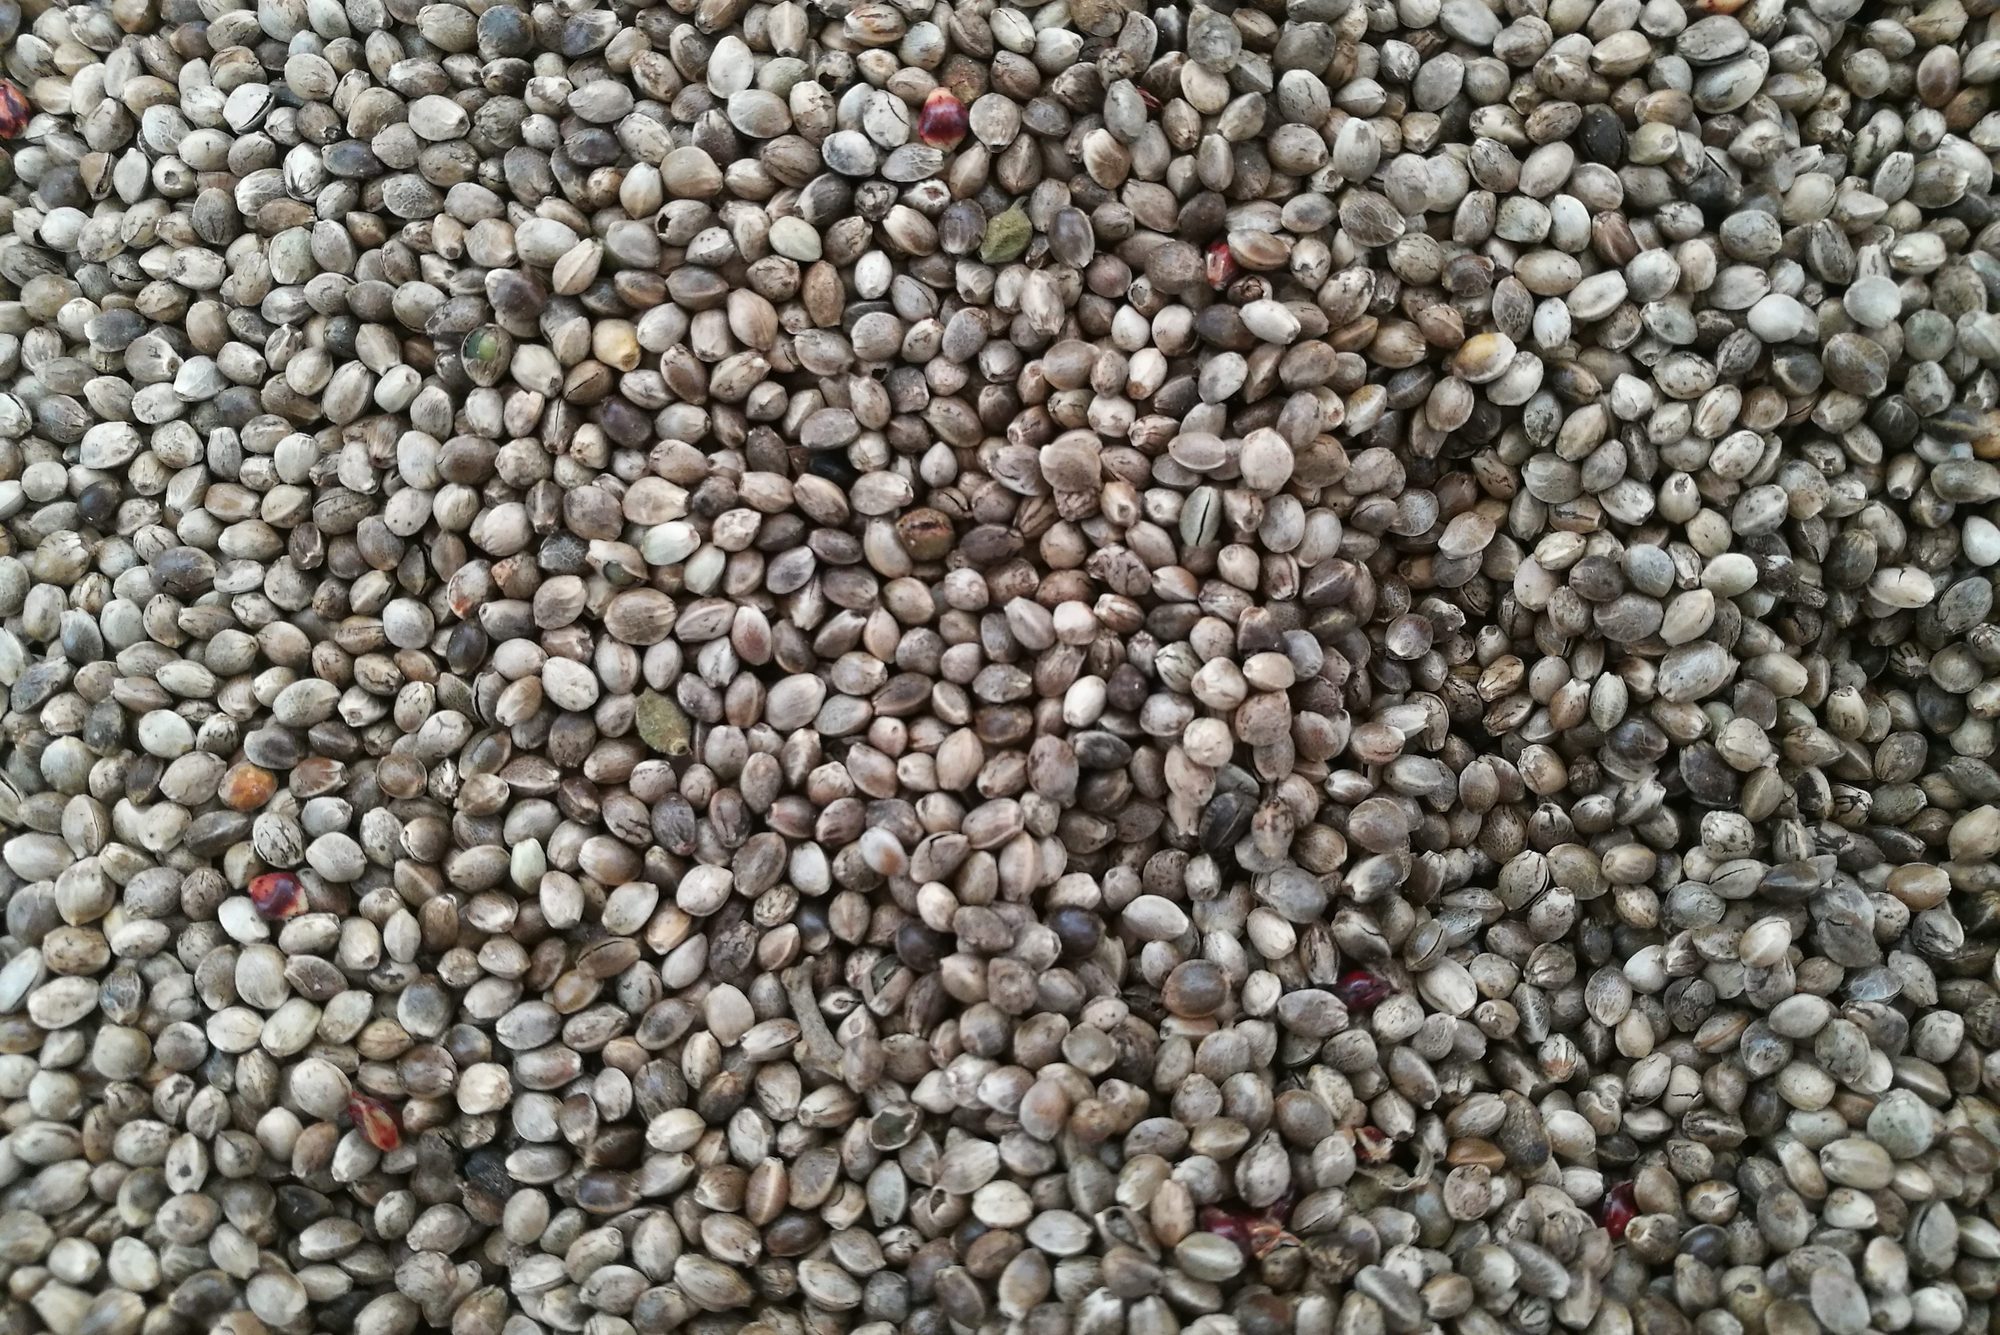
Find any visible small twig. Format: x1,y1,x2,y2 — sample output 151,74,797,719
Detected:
783,964,844,1082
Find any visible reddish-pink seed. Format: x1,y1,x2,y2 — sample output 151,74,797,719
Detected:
1598,1181,1637,1240
348,1093,402,1151
1206,239,1238,289
248,871,305,920
1200,1205,1258,1256
918,88,968,149
1333,967,1393,1011
0,84,29,140
1202,1198,1296,1259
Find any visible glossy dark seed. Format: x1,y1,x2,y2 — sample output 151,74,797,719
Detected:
894,920,950,971
1048,907,1102,961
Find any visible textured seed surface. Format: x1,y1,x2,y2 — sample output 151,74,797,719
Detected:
0,0,1995,1332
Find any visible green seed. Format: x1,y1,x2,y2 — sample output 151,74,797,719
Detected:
636,691,692,756
461,325,511,388
980,208,1031,264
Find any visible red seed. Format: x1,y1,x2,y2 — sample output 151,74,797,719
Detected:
348,1093,401,1151
917,88,968,149
1355,1125,1394,1162
0,83,29,140
1199,1204,1258,1256
1333,967,1393,1011
1136,87,1161,111
1598,1180,1636,1240
1206,239,1238,289
1204,1199,1297,1259
248,871,305,920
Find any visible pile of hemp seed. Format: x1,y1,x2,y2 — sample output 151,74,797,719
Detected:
0,0,1998,1332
